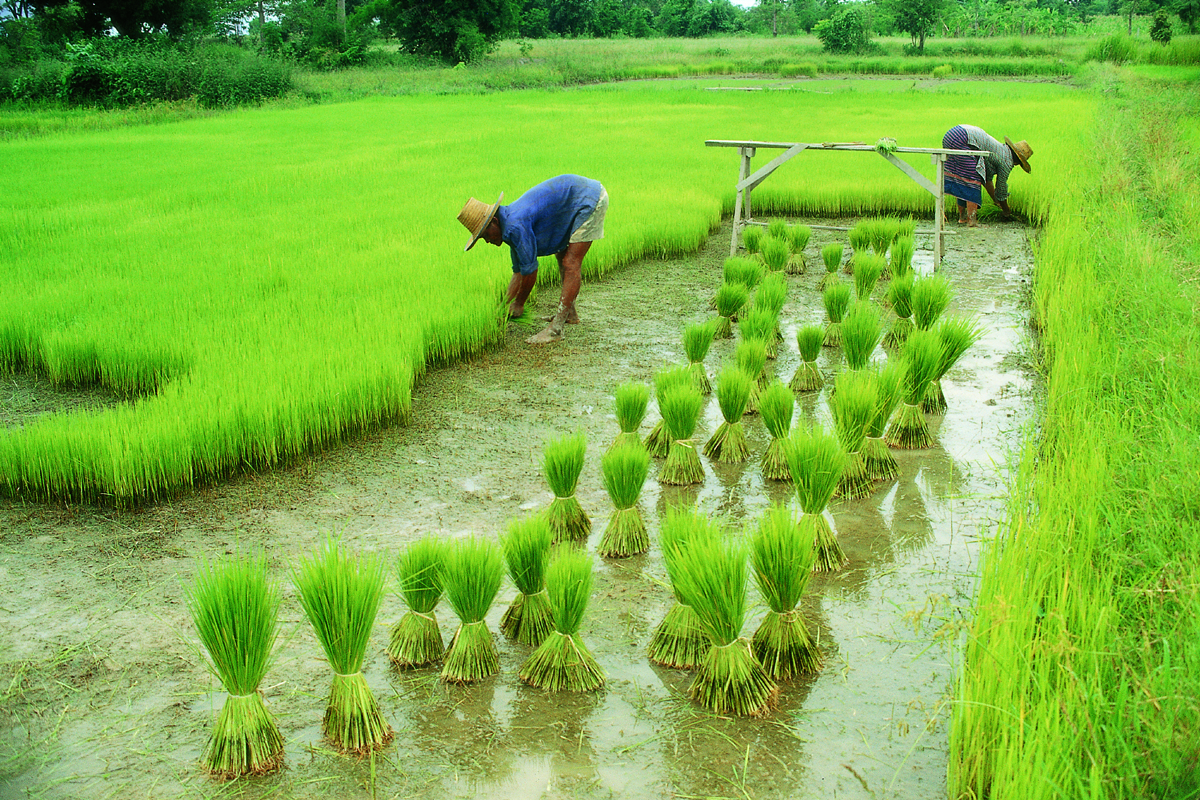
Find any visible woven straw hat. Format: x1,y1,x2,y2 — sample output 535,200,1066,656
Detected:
1005,138,1033,173
458,192,503,251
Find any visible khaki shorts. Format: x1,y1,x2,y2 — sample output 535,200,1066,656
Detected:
569,187,608,244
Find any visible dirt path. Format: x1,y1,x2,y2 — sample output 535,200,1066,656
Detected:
0,218,1035,800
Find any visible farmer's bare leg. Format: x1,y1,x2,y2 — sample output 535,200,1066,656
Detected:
507,271,538,318
965,202,984,228
957,199,968,224
529,241,590,343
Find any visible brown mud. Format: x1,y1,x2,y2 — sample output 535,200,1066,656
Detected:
0,218,1035,800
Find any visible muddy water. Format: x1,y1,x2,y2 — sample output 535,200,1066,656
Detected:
0,219,1034,800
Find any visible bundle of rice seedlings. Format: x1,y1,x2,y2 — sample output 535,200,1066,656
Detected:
822,283,852,348
293,537,392,754
649,507,719,669
735,337,767,415
188,552,284,777
787,224,812,274
784,422,847,571
703,365,752,464
923,316,985,415
671,529,778,716
519,547,605,692
658,382,705,486
889,235,915,279
848,221,871,261
897,216,916,240
789,325,825,394
645,364,692,458
682,321,715,395
852,253,886,302
869,217,901,258
863,361,906,482
753,272,788,320
723,256,764,292
883,273,915,349
767,219,789,240
840,301,883,371
597,441,651,557
387,537,448,669
819,243,843,290
500,515,554,647
739,306,779,360
541,431,590,544
886,329,943,449
713,281,749,339
610,381,649,451
750,503,821,680
742,225,764,255
760,237,790,273
830,369,878,500
911,274,954,332
441,535,505,684
758,380,795,482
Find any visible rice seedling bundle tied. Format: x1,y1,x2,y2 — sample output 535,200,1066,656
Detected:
848,223,871,266
911,274,954,332
767,219,789,241
735,338,768,415
787,224,812,274
819,243,844,290
868,217,901,259
753,272,788,321
703,365,753,464
742,225,764,255
822,283,852,348
785,422,847,572
789,325,825,394
294,537,392,754
658,382,705,486
830,369,878,500
712,281,750,339
758,380,795,482
519,547,605,692
611,381,649,452
886,329,943,449
541,431,590,544
923,316,984,415
388,537,447,669
501,516,554,647
760,237,790,273
646,365,692,458
863,361,906,482
597,441,651,558
853,253,886,302
750,504,821,680
883,273,915,349
683,321,715,395
723,256,764,291
739,306,779,360
840,301,883,371
890,235,915,279
649,507,718,669
188,552,284,777
441,535,505,684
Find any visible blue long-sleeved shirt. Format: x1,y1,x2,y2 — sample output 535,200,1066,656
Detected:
495,175,603,275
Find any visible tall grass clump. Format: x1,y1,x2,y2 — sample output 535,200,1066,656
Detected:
703,365,753,464
852,253,886,301
713,281,750,339
683,321,715,395
830,369,877,500
500,515,554,647
658,382,705,486
840,301,882,371
785,422,846,572
597,441,650,558
883,273,915,348
750,503,821,680
735,338,768,415
911,274,954,331
822,283,853,347
758,380,795,482
188,552,284,777
519,547,605,692
863,361,905,481
848,222,871,263
646,364,692,458
820,243,844,290
294,537,392,754
886,329,942,449
923,316,984,415
541,431,590,544
760,237,790,273
742,225,764,255
790,325,825,394
767,219,789,240
611,381,649,451
787,224,812,274
889,235,915,279
753,272,788,321
440,535,505,684
723,256,764,291
387,537,447,669
739,306,779,360
648,507,719,669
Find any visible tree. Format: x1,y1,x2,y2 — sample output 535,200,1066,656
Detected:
547,0,592,35
1149,5,1172,39
1175,0,1199,32
813,2,870,52
888,0,941,51
368,0,516,63
78,0,213,38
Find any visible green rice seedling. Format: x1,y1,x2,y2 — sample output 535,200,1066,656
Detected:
785,422,847,572
886,329,942,449
440,535,505,684
611,381,649,451
767,219,789,240
500,515,554,647
787,224,812,274
896,216,916,241
819,242,844,290
293,537,392,754
541,431,590,544
649,507,719,669
682,321,715,395
712,281,749,339
735,338,768,415
188,552,284,777
840,301,883,371
830,369,878,500
658,382,705,486
742,225,764,255
753,272,788,320
869,217,901,258
645,364,692,459
671,529,778,717
723,256,764,292
387,537,448,669
750,503,821,680
758,380,795,482
822,283,853,348
889,235,915,280
703,365,752,464
597,441,650,558
789,325,825,394
760,237,790,273
852,253,886,302
519,547,605,692
848,221,871,262
863,361,906,482
924,316,985,415
911,274,954,331
883,273,915,349
739,306,779,360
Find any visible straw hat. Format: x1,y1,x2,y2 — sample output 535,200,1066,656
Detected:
1005,138,1033,173
458,192,503,251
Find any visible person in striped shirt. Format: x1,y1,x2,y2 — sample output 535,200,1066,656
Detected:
941,125,1033,227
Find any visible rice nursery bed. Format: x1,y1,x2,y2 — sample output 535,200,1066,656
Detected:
0,217,1037,799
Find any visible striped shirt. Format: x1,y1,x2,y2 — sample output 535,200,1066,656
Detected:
961,125,1016,203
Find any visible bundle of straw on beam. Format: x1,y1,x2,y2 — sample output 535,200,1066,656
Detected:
703,365,752,464
611,381,649,451
739,306,779,360
760,237,790,273
750,503,821,680
541,431,590,544
911,274,954,332
713,281,749,339
819,243,844,290
890,235,915,280
188,552,284,777
758,380,795,482
784,422,847,571
923,316,985,415
863,361,906,481
742,225,764,255
830,369,878,500
787,224,812,274
853,253,886,302
597,441,651,557
840,301,883,372
441,535,505,684
886,329,943,449
767,219,789,240
789,325,825,394
658,382,705,486
822,283,852,348
294,537,392,754
883,273,915,349
648,507,718,669
645,364,692,458
683,321,715,395
500,515,554,647
735,338,767,415
388,537,448,669
519,547,605,691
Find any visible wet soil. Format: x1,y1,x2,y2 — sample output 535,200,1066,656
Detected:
0,218,1036,800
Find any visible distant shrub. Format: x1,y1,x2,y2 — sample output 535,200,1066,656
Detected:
1150,10,1172,45
779,62,817,77
814,6,871,54
931,63,953,78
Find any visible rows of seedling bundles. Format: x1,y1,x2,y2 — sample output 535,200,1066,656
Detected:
186,215,982,778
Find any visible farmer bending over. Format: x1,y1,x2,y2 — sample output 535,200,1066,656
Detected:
941,125,1032,227
458,174,608,344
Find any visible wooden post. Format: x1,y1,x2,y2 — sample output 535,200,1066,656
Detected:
934,154,945,272
731,146,754,256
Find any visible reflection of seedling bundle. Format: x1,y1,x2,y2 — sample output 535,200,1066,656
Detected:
886,329,942,449
294,538,392,753
830,369,878,500
645,365,691,458
188,552,284,777
750,503,821,680
541,431,590,544
789,325,825,393
883,273,915,348
822,282,852,347
890,235,915,279
787,224,812,274
853,253,886,301
723,256,764,293
519,547,605,692
611,381,649,451
500,515,554,647
742,225,764,255
388,537,447,669
672,526,777,716
819,243,843,290
703,366,752,464
441,535,505,684
841,301,883,371
924,316,984,415
760,237,790,273
735,338,767,415
785,422,847,571
863,361,906,481
658,382,704,486
758,380,795,482
683,321,715,394
739,306,779,359
649,507,718,669
713,281,749,339
597,441,651,558
912,274,953,331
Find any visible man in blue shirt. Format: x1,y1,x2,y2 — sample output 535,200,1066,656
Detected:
458,174,608,344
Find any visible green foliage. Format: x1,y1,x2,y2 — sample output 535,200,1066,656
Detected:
598,441,649,557
650,507,719,669
520,547,604,692
501,515,554,646
613,381,650,437
705,366,751,463
760,236,790,272
373,0,518,64
542,431,590,544
388,536,447,668
1151,9,1173,45
821,243,844,274
840,301,883,370
723,256,765,289
814,4,872,54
